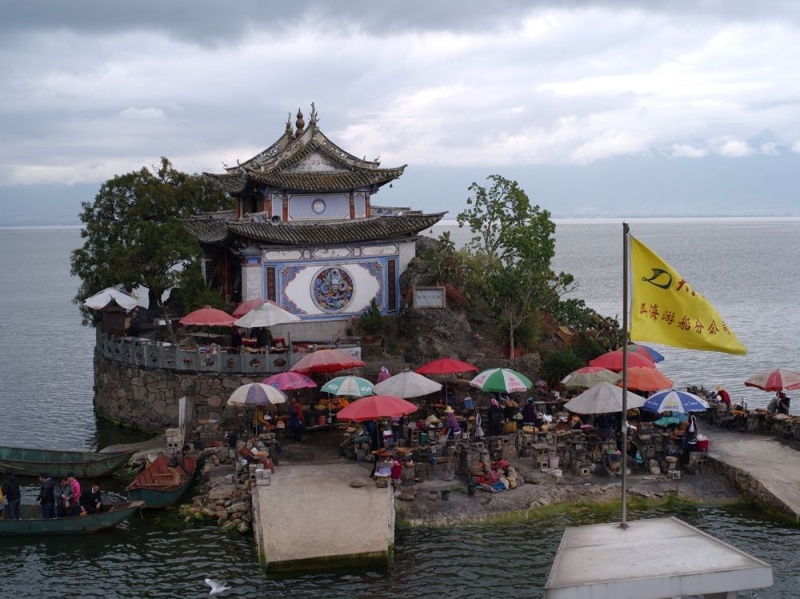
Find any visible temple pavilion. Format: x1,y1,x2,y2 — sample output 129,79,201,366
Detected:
184,105,445,341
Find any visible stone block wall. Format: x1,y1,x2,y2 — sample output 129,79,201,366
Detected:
93,351,258,432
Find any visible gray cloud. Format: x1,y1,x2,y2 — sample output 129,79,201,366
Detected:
1,0,799,221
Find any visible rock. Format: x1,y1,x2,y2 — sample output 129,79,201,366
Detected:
227,501,250,515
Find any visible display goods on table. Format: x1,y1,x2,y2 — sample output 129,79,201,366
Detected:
125,454,199,508
0,501,144,536
0,446,136,478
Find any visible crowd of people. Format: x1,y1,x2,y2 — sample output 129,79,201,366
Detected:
0,469,103,520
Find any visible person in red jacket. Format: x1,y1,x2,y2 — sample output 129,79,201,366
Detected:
716,385,731,408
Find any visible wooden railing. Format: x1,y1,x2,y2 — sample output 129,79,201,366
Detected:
96,332,360,375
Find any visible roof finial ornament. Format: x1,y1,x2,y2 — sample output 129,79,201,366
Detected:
310,102,318,127
285,112,292,136
295,108,305,138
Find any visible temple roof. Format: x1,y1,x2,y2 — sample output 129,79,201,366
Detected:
205,105,406,194
184,212,446,247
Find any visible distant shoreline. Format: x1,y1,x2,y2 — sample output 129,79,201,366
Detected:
3,214,800,229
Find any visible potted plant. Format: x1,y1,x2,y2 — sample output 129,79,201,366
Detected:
359,299,383,342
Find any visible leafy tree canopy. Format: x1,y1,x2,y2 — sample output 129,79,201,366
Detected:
457,174,575,356
70,157,232,333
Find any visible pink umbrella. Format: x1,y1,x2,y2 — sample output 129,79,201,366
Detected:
179,306,236,327
335,395,418,422
263,372,317,391
289,349,366,374
589,350,656,373
232,298,265,318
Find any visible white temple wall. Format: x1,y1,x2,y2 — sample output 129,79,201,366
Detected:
398,240,416,272
241,258,263,302
282,261,381,316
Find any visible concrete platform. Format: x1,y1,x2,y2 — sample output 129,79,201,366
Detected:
252,463,394,573
699,427,800,519
545,516,773,599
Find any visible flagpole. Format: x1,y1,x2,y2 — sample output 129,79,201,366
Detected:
620,222,630,529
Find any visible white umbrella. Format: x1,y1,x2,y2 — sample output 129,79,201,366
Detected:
374,370,442,399
84,287,144,311
563,382,647,415
227,383,287,407
233,301,301,328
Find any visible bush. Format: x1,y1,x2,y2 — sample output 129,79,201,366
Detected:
541,348,584,388
359,299,383,335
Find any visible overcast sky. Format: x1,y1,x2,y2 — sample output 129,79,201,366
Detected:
2,0,799,225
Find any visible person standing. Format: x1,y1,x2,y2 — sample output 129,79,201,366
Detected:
53,476,70,518
716,385,732,408
67,472,81,517
486,398,504,436
521,397,538,426
443,406,461,439
682,412,699,466
2,469,21,520
37,473,56,519
289,397,304,442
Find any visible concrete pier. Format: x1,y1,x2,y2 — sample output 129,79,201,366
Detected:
252,463,395,573
701,426,800,520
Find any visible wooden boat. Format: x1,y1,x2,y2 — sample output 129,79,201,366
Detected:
0,501,144,536
0,446,135,478
125,454,198,508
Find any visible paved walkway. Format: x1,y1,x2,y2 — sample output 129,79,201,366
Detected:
701,426,800,519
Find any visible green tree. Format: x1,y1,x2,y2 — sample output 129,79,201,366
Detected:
457,175,575,357
70,158,231,340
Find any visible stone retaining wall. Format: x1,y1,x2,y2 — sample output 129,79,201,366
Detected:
707,456,798,518
93,351,255,432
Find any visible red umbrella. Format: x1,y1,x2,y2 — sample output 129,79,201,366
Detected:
289,349,366,374
232,298,265,318
263,371,317,391
589,349,656,372
744,369,800,392
335,395,418,422
619,366,673,392
416,358,478,375
179,306,236,327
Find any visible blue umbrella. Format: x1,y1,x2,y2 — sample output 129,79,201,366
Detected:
627,343,665,363
643,389,709,414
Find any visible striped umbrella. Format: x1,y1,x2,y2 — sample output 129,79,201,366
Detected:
561,366,621,390
227,383,287,407
469,368,532,394
643,389,710,414
320,376,375,398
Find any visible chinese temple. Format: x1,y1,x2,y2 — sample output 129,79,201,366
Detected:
184,105,445,339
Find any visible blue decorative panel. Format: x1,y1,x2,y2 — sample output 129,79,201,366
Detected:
311,267,355,312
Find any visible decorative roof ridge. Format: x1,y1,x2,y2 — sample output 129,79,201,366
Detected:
185,209,237,221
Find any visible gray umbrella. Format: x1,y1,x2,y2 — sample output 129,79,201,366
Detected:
563,382,647,414
374,371,442,399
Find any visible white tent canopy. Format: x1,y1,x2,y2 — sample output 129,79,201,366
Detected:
84,287,147,311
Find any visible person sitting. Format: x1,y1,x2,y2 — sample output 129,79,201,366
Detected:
247,436,269,459
716,385,732,408
167,446,190,484
81,483,103,514
777,391,791,415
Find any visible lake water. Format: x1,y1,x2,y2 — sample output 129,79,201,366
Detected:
1,221,799,597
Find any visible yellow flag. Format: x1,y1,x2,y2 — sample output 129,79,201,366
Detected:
630,236,746,355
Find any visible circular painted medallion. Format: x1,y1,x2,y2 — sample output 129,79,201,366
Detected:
312,267,354,312
312,198,326,214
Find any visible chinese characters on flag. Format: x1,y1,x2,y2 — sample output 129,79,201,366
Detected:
629,235,747,355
